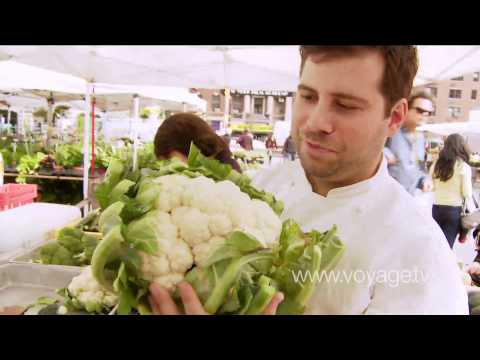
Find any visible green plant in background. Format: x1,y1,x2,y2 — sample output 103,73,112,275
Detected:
33,108,48,121
136,142,157,169
55,144,83,168
36,178,83,205
16,152,47,183
95,139,115,169
77,112,102,133
34,105,71,124
139,108,151,120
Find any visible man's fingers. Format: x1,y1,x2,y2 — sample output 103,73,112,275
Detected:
149,283,180,315
0,306,26,315
262,292,284,315
177,282,208,315
148,295,161,315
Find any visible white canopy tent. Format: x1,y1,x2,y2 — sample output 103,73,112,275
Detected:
417,122,480,136
0,46,301,91
0,90,46,114
0,60,207,200
3,46,480,90
414,46,480,86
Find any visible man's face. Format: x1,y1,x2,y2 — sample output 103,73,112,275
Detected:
292,52,402,184
404,98,434,129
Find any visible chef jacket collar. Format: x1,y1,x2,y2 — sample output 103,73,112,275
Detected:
292,156,389,200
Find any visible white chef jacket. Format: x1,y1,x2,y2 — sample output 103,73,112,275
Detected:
252,157,469,314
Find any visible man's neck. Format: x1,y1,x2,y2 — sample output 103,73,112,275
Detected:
306,154,383,197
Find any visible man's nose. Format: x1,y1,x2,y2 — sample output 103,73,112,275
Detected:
305,103,334,134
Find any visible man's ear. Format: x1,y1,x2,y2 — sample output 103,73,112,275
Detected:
386,98,407,137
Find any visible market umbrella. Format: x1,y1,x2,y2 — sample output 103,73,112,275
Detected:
0,46,301,91
414,46,480,86
0,60,207,199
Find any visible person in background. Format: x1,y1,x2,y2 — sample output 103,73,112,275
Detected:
237,129,253,151
282,135,296,161
386,91,434,195
220,131,231,148
265,133,277,165
467,241,480,286
154,113,242,173
430,133,473,248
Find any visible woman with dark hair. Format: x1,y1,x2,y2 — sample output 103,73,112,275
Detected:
154,113,242,173
430,133,473,248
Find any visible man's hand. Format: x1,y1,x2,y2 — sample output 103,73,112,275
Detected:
422,179,433,192
149,282,284,315
0,306,26,315
467,262,480,276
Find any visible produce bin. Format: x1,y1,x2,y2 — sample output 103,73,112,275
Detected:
0,184,38,212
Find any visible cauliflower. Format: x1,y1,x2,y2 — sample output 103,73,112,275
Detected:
131,174,282,290
68,266,118,312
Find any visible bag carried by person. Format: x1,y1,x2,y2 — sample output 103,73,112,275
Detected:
461,195,480,230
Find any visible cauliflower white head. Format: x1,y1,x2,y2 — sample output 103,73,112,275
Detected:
92,174,281,294
68,266,119,312
135,175,282,290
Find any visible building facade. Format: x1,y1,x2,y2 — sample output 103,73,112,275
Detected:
195,88,294,134
414,71,480,123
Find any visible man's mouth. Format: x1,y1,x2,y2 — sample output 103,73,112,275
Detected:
303,139,337,156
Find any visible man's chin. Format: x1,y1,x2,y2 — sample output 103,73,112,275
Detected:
298,152,337,178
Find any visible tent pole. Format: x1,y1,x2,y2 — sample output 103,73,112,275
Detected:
132,94,140,171
83,83,91,203
46,97,54,150
91,87,96,176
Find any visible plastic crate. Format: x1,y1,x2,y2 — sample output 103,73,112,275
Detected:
0,184,38,211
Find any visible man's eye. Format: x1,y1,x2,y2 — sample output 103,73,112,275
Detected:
301,94,315,102
336,102,357,110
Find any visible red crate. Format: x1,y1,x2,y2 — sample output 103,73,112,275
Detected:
0,184,38,211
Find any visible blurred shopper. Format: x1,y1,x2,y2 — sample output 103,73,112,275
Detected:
237,129,254,151
220,131,231,148
265,133,277,165
282,135,296,161
467,241,480,286
430,133,473,248
154,113,241,172
386,91,434,195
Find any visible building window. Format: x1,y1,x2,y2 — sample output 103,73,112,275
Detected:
231,94,243,114
274,97,286,117
448,106,462,118
211,93,221,112
427,86,438,98
474,72,479,82
472,90,478,100
449,89,462,99
253,97,264,114
451,76,464,81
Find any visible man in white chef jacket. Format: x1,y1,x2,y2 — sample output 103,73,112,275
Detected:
149,46,468,315
251,46,468,315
